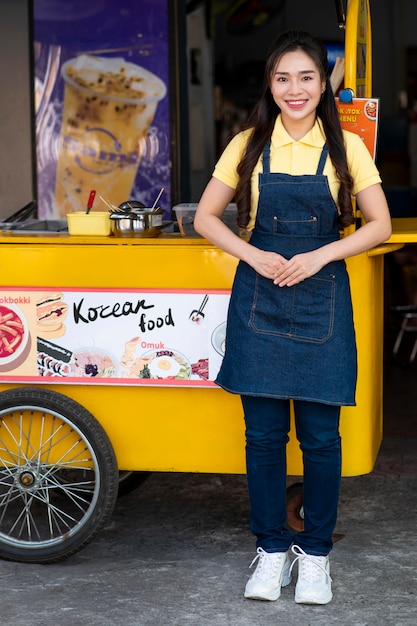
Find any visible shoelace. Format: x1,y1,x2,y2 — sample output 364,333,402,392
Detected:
289,545,333,583
249,547,285,580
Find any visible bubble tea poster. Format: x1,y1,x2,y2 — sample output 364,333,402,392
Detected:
33,0,171,219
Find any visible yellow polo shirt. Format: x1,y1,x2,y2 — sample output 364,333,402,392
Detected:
213,115,381,231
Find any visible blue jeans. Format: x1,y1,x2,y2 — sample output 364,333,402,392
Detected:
241,395,341,556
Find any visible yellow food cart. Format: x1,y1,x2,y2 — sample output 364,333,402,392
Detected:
0,223,403,564
0,0,410,564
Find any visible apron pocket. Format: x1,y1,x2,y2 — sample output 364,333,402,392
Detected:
250,273,335,343
273,215,318,236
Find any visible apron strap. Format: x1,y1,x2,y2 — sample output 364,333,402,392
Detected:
262,141,271,173
316,144,329,175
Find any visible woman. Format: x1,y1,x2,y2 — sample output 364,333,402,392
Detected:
194,30,391,605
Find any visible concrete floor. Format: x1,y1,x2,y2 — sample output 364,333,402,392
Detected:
1,330,416,626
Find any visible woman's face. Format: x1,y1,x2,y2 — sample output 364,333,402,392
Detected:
269,49,326,133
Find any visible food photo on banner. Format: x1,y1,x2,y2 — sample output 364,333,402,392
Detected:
33,0,171,219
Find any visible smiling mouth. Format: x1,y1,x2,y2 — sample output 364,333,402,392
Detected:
286,99,308,107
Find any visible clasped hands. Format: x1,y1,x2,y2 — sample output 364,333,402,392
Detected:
251,248,325,287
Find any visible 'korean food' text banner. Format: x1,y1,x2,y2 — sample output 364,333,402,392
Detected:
0,288,230,387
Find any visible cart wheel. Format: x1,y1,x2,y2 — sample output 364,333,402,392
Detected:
0,387,119,563
286,482,304,534
118,471,151,497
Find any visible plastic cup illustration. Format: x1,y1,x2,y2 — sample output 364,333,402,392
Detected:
54,55,166,217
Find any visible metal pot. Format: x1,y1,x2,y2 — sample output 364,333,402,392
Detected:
110,207,164,238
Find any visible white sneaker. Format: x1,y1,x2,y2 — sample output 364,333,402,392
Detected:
244,547,291,601
290,545,333,604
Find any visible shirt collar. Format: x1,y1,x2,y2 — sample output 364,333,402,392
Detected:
271,115,326,148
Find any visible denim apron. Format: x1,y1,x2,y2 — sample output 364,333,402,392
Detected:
216,141,357,405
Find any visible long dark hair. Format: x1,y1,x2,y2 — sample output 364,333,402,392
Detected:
235,30,354,228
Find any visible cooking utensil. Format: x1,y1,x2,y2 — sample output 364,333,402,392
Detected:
189,294,209,323
2,200,37,224
86,190,96,214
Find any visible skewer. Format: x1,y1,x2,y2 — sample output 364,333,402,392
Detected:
199,294,209,313
99,196,114,211
152,187,164,209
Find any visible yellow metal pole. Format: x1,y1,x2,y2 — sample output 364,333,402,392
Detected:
344,0,372,97
344,0,373,226
340,1,386,476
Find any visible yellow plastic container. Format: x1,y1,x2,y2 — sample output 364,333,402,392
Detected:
67,211,111,236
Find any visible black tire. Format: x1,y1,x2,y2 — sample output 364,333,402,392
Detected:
118,470,151,497
0,387,119,563
286,482,304,534
285,482,345,542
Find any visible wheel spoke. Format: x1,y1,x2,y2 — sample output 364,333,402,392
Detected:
0,417,28,465
34,474,95,512
0,404,101,547
0,482,22,522
7,491,41,542
0,390,118,563
38,487,78,536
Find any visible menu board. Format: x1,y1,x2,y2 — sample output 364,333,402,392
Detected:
335,97,379,160
33,0,171,219
0,288,230,387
